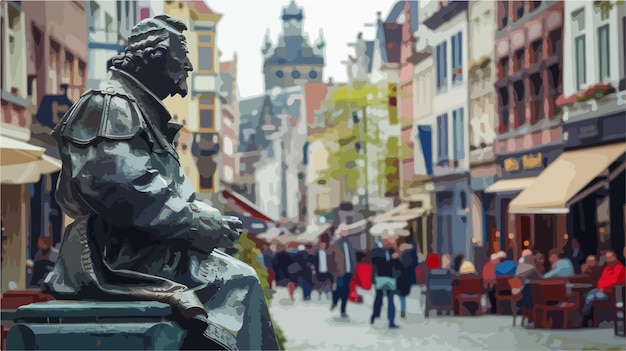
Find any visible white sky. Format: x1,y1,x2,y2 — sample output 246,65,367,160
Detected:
207,0,398,98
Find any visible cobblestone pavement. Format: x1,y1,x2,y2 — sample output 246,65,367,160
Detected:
268,286,626,350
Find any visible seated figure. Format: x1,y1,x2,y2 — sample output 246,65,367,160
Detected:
43,15,279,350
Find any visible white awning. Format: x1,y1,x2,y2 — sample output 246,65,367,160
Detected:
297,223,332,243
0,136,62,184
334,219,368,237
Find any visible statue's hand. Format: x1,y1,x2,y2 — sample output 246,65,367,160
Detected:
188,201,242,254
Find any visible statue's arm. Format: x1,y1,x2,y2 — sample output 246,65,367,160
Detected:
67,134,237,254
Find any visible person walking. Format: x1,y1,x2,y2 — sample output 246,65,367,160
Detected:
370,236,401,329
330,230,357,318
396,243,414,319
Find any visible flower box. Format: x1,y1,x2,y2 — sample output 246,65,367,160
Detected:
556,83,616,107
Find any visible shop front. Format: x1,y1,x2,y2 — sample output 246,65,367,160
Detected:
509,142,626,264
431,173,472,259
1,128,61,293
486,145,564,260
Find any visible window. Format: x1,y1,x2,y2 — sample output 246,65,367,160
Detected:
125,0,130,28
452,108,464,161
513,80,525,127
498,0,509,29
309,70,318,79
200,174,214,191
451,32,462,85
530,40,542,64
548,29,561,57
198,47,213,71
498,57,509,80
530,73,544,122
437,113,449,163
498,86,510,133
199,95,215,130
514,48,525,71
63,51,74,84
436,42,447,93
575,35,586,91
198,35,212,44
548,64,562,116
49,40,61,93
597,24,610,82
276,70,284,78
291,70,300,79
530,1,541,12
514,1,524,20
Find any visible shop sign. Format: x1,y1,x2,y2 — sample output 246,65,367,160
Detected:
503,152,544,173
522,152,542,169
504,158,520,172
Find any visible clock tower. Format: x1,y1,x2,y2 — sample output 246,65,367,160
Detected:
262,0,325,90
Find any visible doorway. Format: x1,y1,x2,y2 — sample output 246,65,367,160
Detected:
535,215,556,272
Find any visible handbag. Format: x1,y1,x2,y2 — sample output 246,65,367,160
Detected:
374,276,397,291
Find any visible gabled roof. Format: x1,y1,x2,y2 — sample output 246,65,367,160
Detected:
377,1,419,64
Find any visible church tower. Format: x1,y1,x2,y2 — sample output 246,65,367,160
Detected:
262,0,325,90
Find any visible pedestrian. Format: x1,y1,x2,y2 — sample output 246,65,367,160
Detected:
396,242,414,319
370,236,400,329
310,237,337,299
293,244,313,300
330,230,357,318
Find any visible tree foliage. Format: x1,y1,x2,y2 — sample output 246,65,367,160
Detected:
234,233,287,350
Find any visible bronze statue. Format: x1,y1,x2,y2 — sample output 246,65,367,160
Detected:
45,14,279,350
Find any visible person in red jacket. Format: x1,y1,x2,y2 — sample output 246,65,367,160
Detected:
582,250,626,319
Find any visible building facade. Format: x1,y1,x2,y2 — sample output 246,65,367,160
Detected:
467,0,498,262
164,0,221,195
219,54,240,186
487,0,565,263
1,0,88,292
422,0,472,259
509,1,626,263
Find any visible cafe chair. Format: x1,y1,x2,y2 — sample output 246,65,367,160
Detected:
495,276,518,314
530,280,579,329
454,276,483,316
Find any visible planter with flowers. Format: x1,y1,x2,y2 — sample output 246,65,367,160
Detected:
556,83,616,108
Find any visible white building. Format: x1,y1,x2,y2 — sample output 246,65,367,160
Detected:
467,0,498,260
419,0,472,258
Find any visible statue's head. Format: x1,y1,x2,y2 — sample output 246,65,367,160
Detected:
110,14,193,100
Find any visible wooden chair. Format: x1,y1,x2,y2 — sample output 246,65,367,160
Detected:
531,280,579,329
592,287,617,328
508,278,527,326
454,276,483,316
495,276,518,314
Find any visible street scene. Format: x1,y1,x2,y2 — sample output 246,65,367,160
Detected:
1,0,626,350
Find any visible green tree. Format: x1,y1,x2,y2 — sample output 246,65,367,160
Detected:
234,233,287,350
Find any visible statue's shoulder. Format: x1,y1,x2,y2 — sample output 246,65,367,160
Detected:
52,84,146,145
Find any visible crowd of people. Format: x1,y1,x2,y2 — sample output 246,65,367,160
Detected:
260,231,420,329
259,232,626,329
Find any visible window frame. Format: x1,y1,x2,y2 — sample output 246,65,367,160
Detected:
198,93,216,132
597,24,610,82
197,31,215,73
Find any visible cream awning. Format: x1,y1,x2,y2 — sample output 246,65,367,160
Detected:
509,143,626,214
373,203,425,224
296,223,332,243
334,219,368,237
0,136,62,184
485,177,536,193
370,221,410,238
